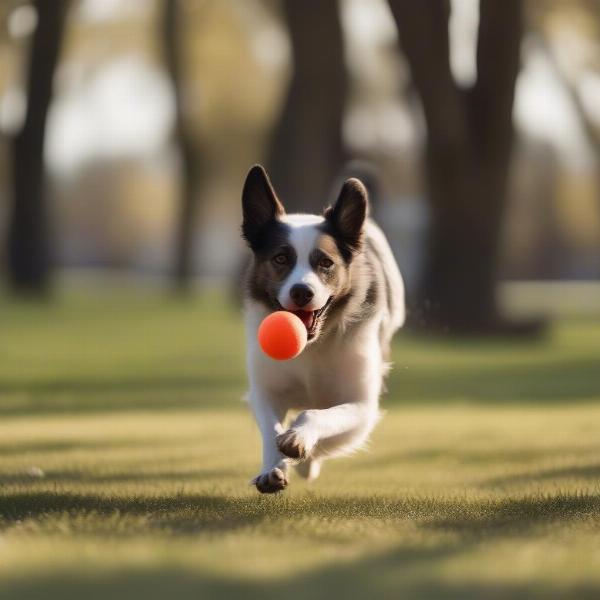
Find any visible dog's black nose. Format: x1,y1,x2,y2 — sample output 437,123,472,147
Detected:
290,284,314,307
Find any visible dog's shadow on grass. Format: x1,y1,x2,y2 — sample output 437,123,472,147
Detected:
1,491,600,600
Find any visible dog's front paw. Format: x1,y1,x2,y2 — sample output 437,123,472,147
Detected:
276,429,313,460
252,467,288,494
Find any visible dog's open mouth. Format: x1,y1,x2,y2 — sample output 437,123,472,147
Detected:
292,309,317,332
289,298,332,339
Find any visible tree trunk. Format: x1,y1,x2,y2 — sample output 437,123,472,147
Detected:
162,0,200,292
7,0,69,294
267,0,348,213
388,0,528,333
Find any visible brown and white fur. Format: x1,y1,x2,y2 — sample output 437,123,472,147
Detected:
241,165,405,493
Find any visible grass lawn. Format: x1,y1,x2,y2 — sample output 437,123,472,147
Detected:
1,286,599,599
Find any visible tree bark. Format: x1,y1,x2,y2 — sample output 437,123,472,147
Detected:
267,0,348,213
388,0,525,332
7,0,69,294
162,0,200,292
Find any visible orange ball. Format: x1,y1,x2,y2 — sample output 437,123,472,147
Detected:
258,311,307,361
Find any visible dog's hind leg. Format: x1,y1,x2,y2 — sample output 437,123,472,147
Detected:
314,423,375,459
295,458,322,481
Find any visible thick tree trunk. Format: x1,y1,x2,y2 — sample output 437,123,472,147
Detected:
162,0,200,292
267,0,348,213
388,0,525,332
7,0,69,294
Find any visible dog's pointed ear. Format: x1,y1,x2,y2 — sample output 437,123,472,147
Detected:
324,178,369,258
241,165,285,251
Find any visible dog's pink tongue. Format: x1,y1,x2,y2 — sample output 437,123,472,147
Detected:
293,310,314,330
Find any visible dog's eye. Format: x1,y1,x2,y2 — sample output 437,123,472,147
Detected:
273,253,288,265
319,257,334,269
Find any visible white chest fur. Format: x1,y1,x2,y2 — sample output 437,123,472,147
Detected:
245,301,384,411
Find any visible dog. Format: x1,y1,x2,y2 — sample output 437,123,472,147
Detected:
241,165,405,493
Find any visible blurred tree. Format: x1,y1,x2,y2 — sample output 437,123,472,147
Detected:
162,0,201,292
388,0,540,334
534,6,600,212
7,0,69,294
267,0,348,212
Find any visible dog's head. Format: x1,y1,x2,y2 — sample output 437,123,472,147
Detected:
241,165,368,343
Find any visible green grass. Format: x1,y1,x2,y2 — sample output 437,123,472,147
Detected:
1,287,600,599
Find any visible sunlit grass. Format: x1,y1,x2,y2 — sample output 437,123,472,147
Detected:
0,287,599,599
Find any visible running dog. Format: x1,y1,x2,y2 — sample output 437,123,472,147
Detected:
241,165,405,493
